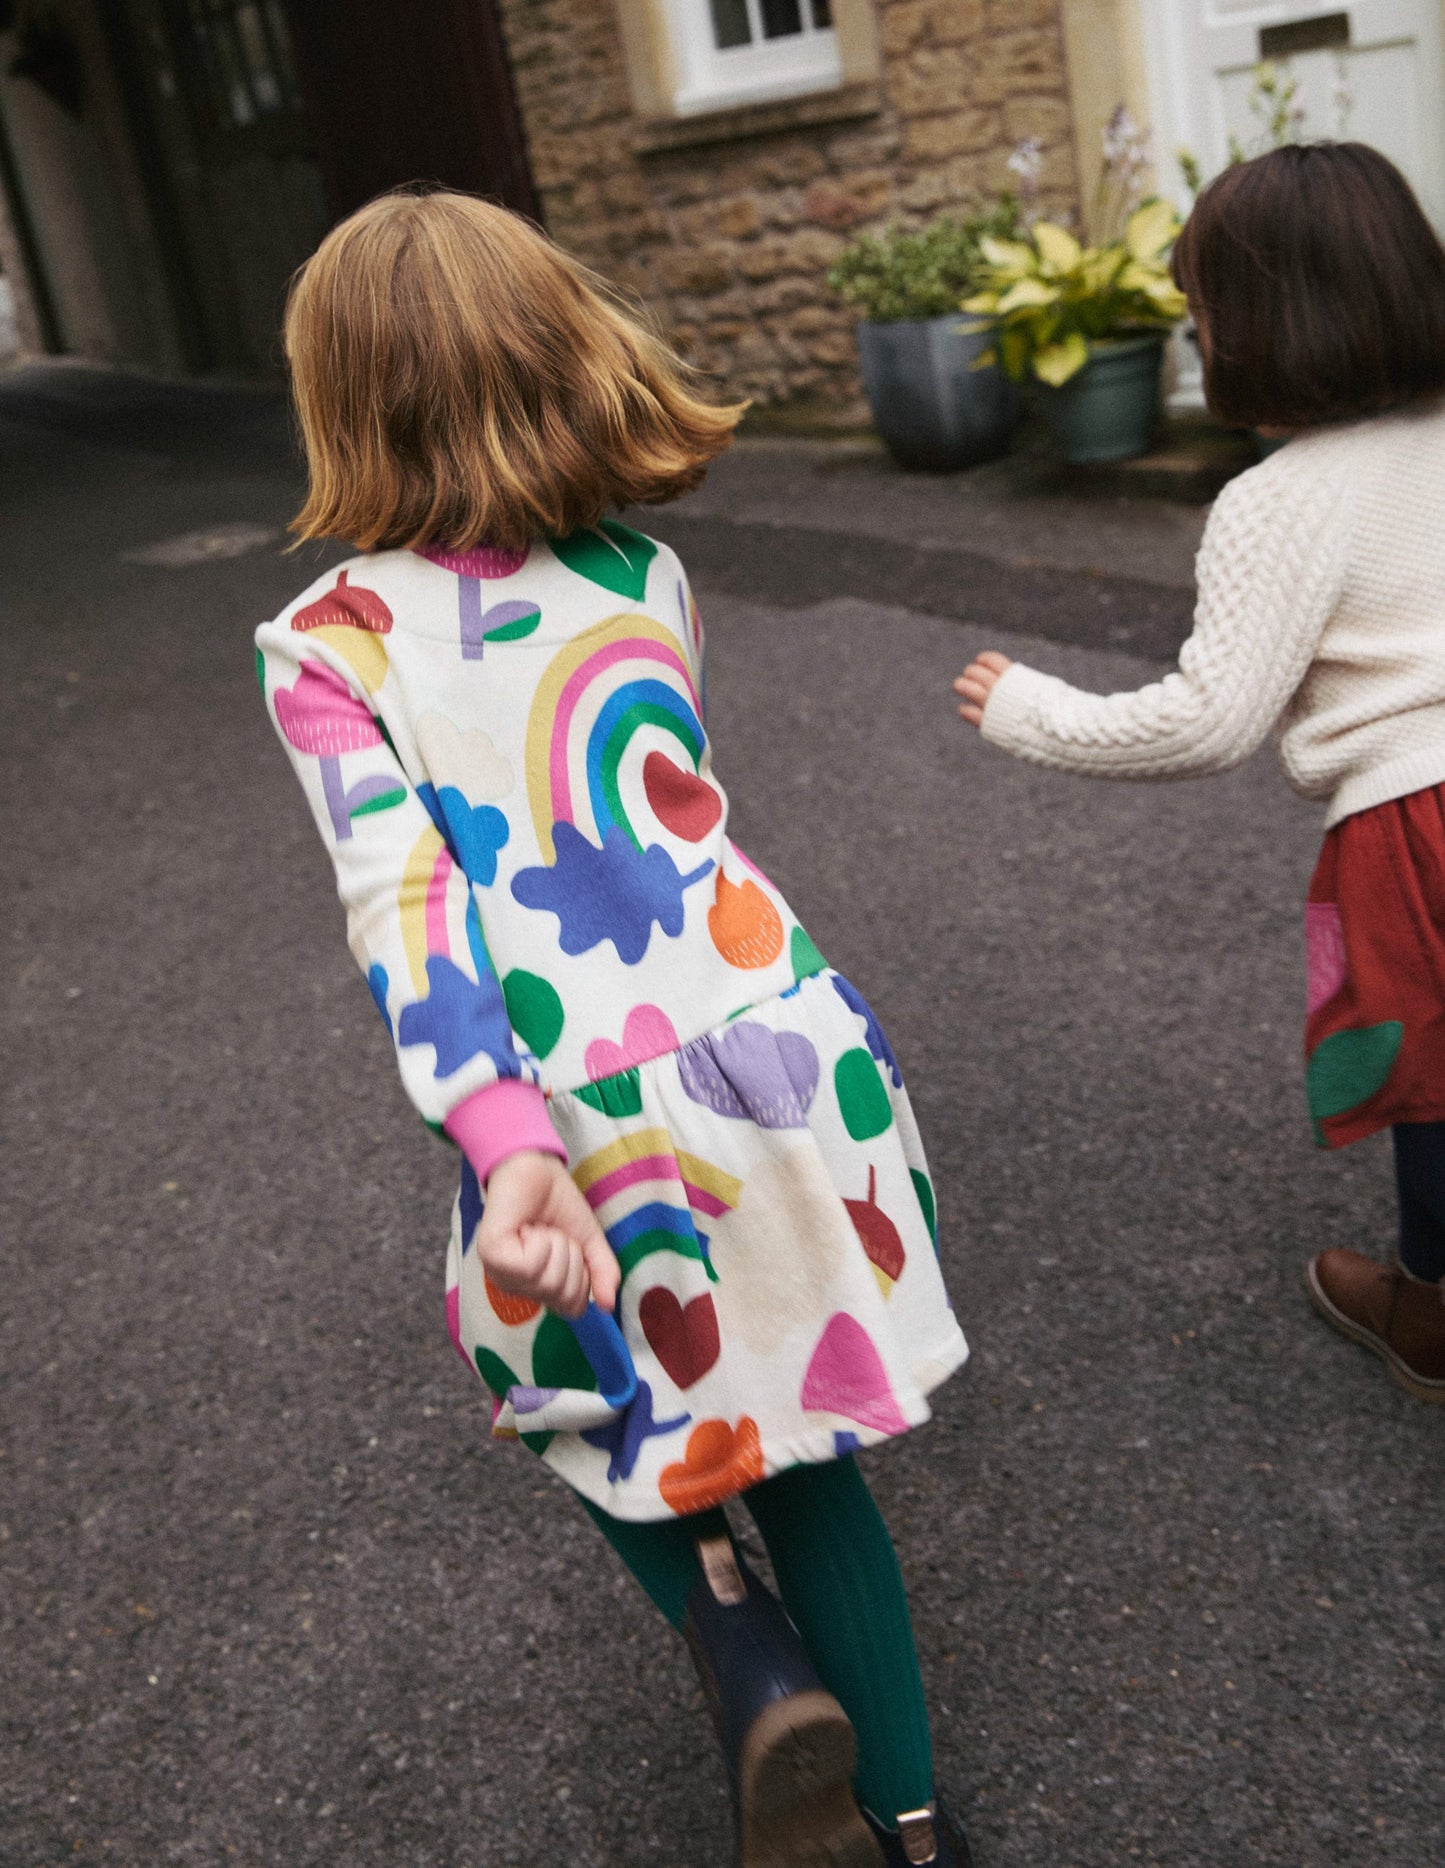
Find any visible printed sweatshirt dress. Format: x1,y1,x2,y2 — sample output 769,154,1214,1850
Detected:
256,522,967,1520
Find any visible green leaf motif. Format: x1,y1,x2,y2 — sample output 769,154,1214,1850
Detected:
574,1067,643,1118
1306,1022,1403,1122
911,1168,938,1250
475,1346,520,1400
503,968,565,1059
532,1312,598,1392
484,605,541,644
835,1047,894,1142
790,924,827,983
551,520,658,603
350,787,407,820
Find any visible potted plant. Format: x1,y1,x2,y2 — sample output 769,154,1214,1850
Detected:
961,196,1187,463
826,202,1024,471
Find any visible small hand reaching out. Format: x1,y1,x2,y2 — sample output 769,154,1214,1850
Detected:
954,651,1013,728
476,1150,619,1319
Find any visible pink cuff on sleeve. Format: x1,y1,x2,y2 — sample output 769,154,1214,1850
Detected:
443,1080,569,1186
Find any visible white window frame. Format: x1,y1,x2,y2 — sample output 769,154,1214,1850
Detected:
669,0,843,117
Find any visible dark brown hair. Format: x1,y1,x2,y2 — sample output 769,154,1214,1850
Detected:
1171,143,1445,429
285,190,746,554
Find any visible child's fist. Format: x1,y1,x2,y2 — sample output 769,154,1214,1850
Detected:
954,651,1013,728
476,1151,619,1319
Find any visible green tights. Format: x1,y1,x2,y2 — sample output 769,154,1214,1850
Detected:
581,1456,932,1822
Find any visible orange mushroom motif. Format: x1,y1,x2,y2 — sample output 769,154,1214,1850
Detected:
708,872,784,969
658,1415,764,1513
485,1272,542,1327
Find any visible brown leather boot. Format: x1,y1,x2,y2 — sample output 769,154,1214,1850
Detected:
1307,1250,1445,1402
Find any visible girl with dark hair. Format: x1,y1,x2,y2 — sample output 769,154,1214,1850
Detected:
956,143,1445,1403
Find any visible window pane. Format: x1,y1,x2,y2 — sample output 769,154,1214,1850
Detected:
760,0,803,37
810,0,832,23
709,0,752,48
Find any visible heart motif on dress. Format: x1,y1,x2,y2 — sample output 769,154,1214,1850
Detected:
643,752,722,842
639,1287,720,1389
584,1003,680,1080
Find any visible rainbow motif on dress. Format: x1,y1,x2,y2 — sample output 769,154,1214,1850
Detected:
524,614,707,862
398,824,491,994
571,1129,742,1283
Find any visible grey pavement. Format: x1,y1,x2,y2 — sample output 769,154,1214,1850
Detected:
3,365,1441,1868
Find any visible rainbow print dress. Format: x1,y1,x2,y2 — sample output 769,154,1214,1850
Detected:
256,524,966,1519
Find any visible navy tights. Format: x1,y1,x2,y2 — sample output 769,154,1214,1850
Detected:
1394,1122,1445,1281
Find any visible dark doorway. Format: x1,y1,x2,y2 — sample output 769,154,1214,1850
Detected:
280,0,540,223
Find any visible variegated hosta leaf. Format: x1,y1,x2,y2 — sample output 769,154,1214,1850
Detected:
1079,249,1127,295
1117,264,1187,318
996,277,1059,313
961,291,1002,314
1126,197,1180,262
1033,331,1090,385
1033,221,1083,274
978,235,1037,272
999,325,1031,381
968,346,999,372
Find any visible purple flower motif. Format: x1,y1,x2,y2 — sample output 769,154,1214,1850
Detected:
678,1021,819,1128
511,822,712,965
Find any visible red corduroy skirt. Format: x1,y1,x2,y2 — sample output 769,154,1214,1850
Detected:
1305,779,1445,1147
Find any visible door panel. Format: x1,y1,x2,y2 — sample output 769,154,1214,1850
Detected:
279,0,539,223
1144,2,1445,226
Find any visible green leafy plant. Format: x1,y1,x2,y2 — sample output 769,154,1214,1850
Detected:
961,198,1187,386
825,198,1023,323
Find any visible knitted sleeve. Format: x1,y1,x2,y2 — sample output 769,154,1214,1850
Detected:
255,607,566,1182
979,451,1353,780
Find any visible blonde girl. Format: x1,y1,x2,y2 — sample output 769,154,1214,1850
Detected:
257,191,972,1867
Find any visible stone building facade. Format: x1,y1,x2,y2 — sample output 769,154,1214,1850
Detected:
500,0,1082,425
0,0,1155,424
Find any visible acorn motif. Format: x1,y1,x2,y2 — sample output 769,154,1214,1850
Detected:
708,872,784,969
292,568,393,634
843,1166,905,1298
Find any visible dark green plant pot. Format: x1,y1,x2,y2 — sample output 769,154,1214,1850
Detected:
1038,333,1165,464
857,315,1020,471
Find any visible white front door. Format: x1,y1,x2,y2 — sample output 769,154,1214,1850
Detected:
1141,2,1445,226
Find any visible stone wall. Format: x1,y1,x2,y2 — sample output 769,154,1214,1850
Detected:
497,0,1079,425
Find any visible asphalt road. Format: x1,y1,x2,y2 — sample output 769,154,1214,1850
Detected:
3,367,1441,1868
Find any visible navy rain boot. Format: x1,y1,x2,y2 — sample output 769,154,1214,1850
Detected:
862,1795,973,1867
682,1534,884,1868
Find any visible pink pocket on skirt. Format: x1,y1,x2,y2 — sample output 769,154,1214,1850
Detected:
1305,902,1347,1014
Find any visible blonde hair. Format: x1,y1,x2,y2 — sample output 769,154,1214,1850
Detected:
284,190,746,554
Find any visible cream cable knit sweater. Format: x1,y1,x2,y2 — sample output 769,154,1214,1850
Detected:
981,398,1445,827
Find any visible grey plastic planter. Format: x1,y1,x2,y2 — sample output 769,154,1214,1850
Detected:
1038,333,1165,464
856,315,1020,471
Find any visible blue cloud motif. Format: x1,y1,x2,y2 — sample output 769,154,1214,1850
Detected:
511,821,713,966
832,974,903,1087
366,962,392,1035
417,782,510,887
397,955,522,1079
581,1380,689,1484
458,1158,483,1254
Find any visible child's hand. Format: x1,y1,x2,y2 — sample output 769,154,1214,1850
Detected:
954,652,1013,728
476,1151,619,1319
